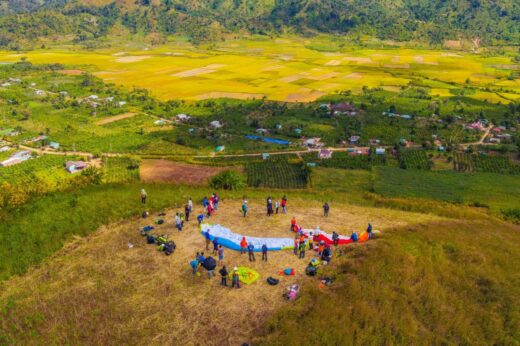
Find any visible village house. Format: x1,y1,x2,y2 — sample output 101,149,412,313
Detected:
209,120,223,129
369,138,381,146
176,114,191,122
0,146,10,153
302,137,323,148
0,150,32,167
347,147,370,156
256,128,268,135
331,103,358,116
65,161,88,173
48,142,60,150
35,89,46,96
466,121,485,131
375,148,386,155
349,135,360,144
318,148,333,159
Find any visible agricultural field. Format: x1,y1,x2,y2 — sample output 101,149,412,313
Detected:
247,159,309,189
102,156,140,183
453,152,520,174
0,154,77,207
398,149,432,170
373,166,520,212
0,36,518,103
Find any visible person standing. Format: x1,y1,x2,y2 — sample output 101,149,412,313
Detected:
219,266,228,286
262,244,268,262
197,213,204,226
293,237,299,256
240,237,247,255
266,196,273,216
185,203,191,222
140,189,147,204
281,196,287,213
299,240,306,259
367,223,373,239
212,237,219,255
232,267,241,288
332,231,339,246
248,243,256,262
323,202,330,217
242,200,248,218
275,200,280,214
218,245,224,265
205,230,211,250
190,257,199,275
291,217,297,232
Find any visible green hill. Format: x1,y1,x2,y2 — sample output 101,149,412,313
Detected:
1,0,519,49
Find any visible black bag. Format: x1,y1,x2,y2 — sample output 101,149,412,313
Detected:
202,256,217,270
146,234,156,244
305,265,317,276
267,277,279,285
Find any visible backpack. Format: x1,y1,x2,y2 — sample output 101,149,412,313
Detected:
202,256,217,270
267,277,279,285
306,265,317,276
146,234,156,244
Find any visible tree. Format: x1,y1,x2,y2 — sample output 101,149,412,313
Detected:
210,171,245,190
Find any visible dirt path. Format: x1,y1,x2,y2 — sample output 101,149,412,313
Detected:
95,112,138,125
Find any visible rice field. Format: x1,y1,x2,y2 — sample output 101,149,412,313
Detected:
0,36,517,102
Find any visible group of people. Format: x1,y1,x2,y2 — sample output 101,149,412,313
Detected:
190,251,241,288
266,196,287,216
239,236,269,262
202,193,220,218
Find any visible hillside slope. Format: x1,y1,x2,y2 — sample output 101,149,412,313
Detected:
1,196,519,345
0,0,519,48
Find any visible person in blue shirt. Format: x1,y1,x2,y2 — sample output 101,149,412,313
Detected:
190,259,199,275
197,252,205,263
367,223,373,238
202,196,209,208
197,214,204,226
262,244,268,262
247,243,256,262
212,237,219,255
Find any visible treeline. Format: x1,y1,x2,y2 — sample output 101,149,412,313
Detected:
1,0,519,48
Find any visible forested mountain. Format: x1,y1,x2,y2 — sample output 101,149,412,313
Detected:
1,0,519,48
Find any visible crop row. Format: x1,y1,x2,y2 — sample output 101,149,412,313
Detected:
246,161,308,189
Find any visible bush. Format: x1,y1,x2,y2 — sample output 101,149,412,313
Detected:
209,171,245,190
502,208,520,224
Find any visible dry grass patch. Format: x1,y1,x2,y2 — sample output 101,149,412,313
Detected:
196,92,265,100
0,199,444,345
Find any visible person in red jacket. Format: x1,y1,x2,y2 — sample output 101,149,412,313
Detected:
281,196,287,213
290,217,297,232
240,237,247,255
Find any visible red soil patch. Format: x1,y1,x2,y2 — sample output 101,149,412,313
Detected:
140,160,231,184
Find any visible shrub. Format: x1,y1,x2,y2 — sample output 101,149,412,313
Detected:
209,171,245,190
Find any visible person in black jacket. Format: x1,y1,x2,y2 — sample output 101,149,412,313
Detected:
219,266,229,286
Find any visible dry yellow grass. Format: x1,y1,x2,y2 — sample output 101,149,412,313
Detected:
0,199,444,345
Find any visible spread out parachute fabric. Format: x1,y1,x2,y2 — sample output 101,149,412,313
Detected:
298,228,380,245
200,224,380,252
200,224,293,252
230,267,260,284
